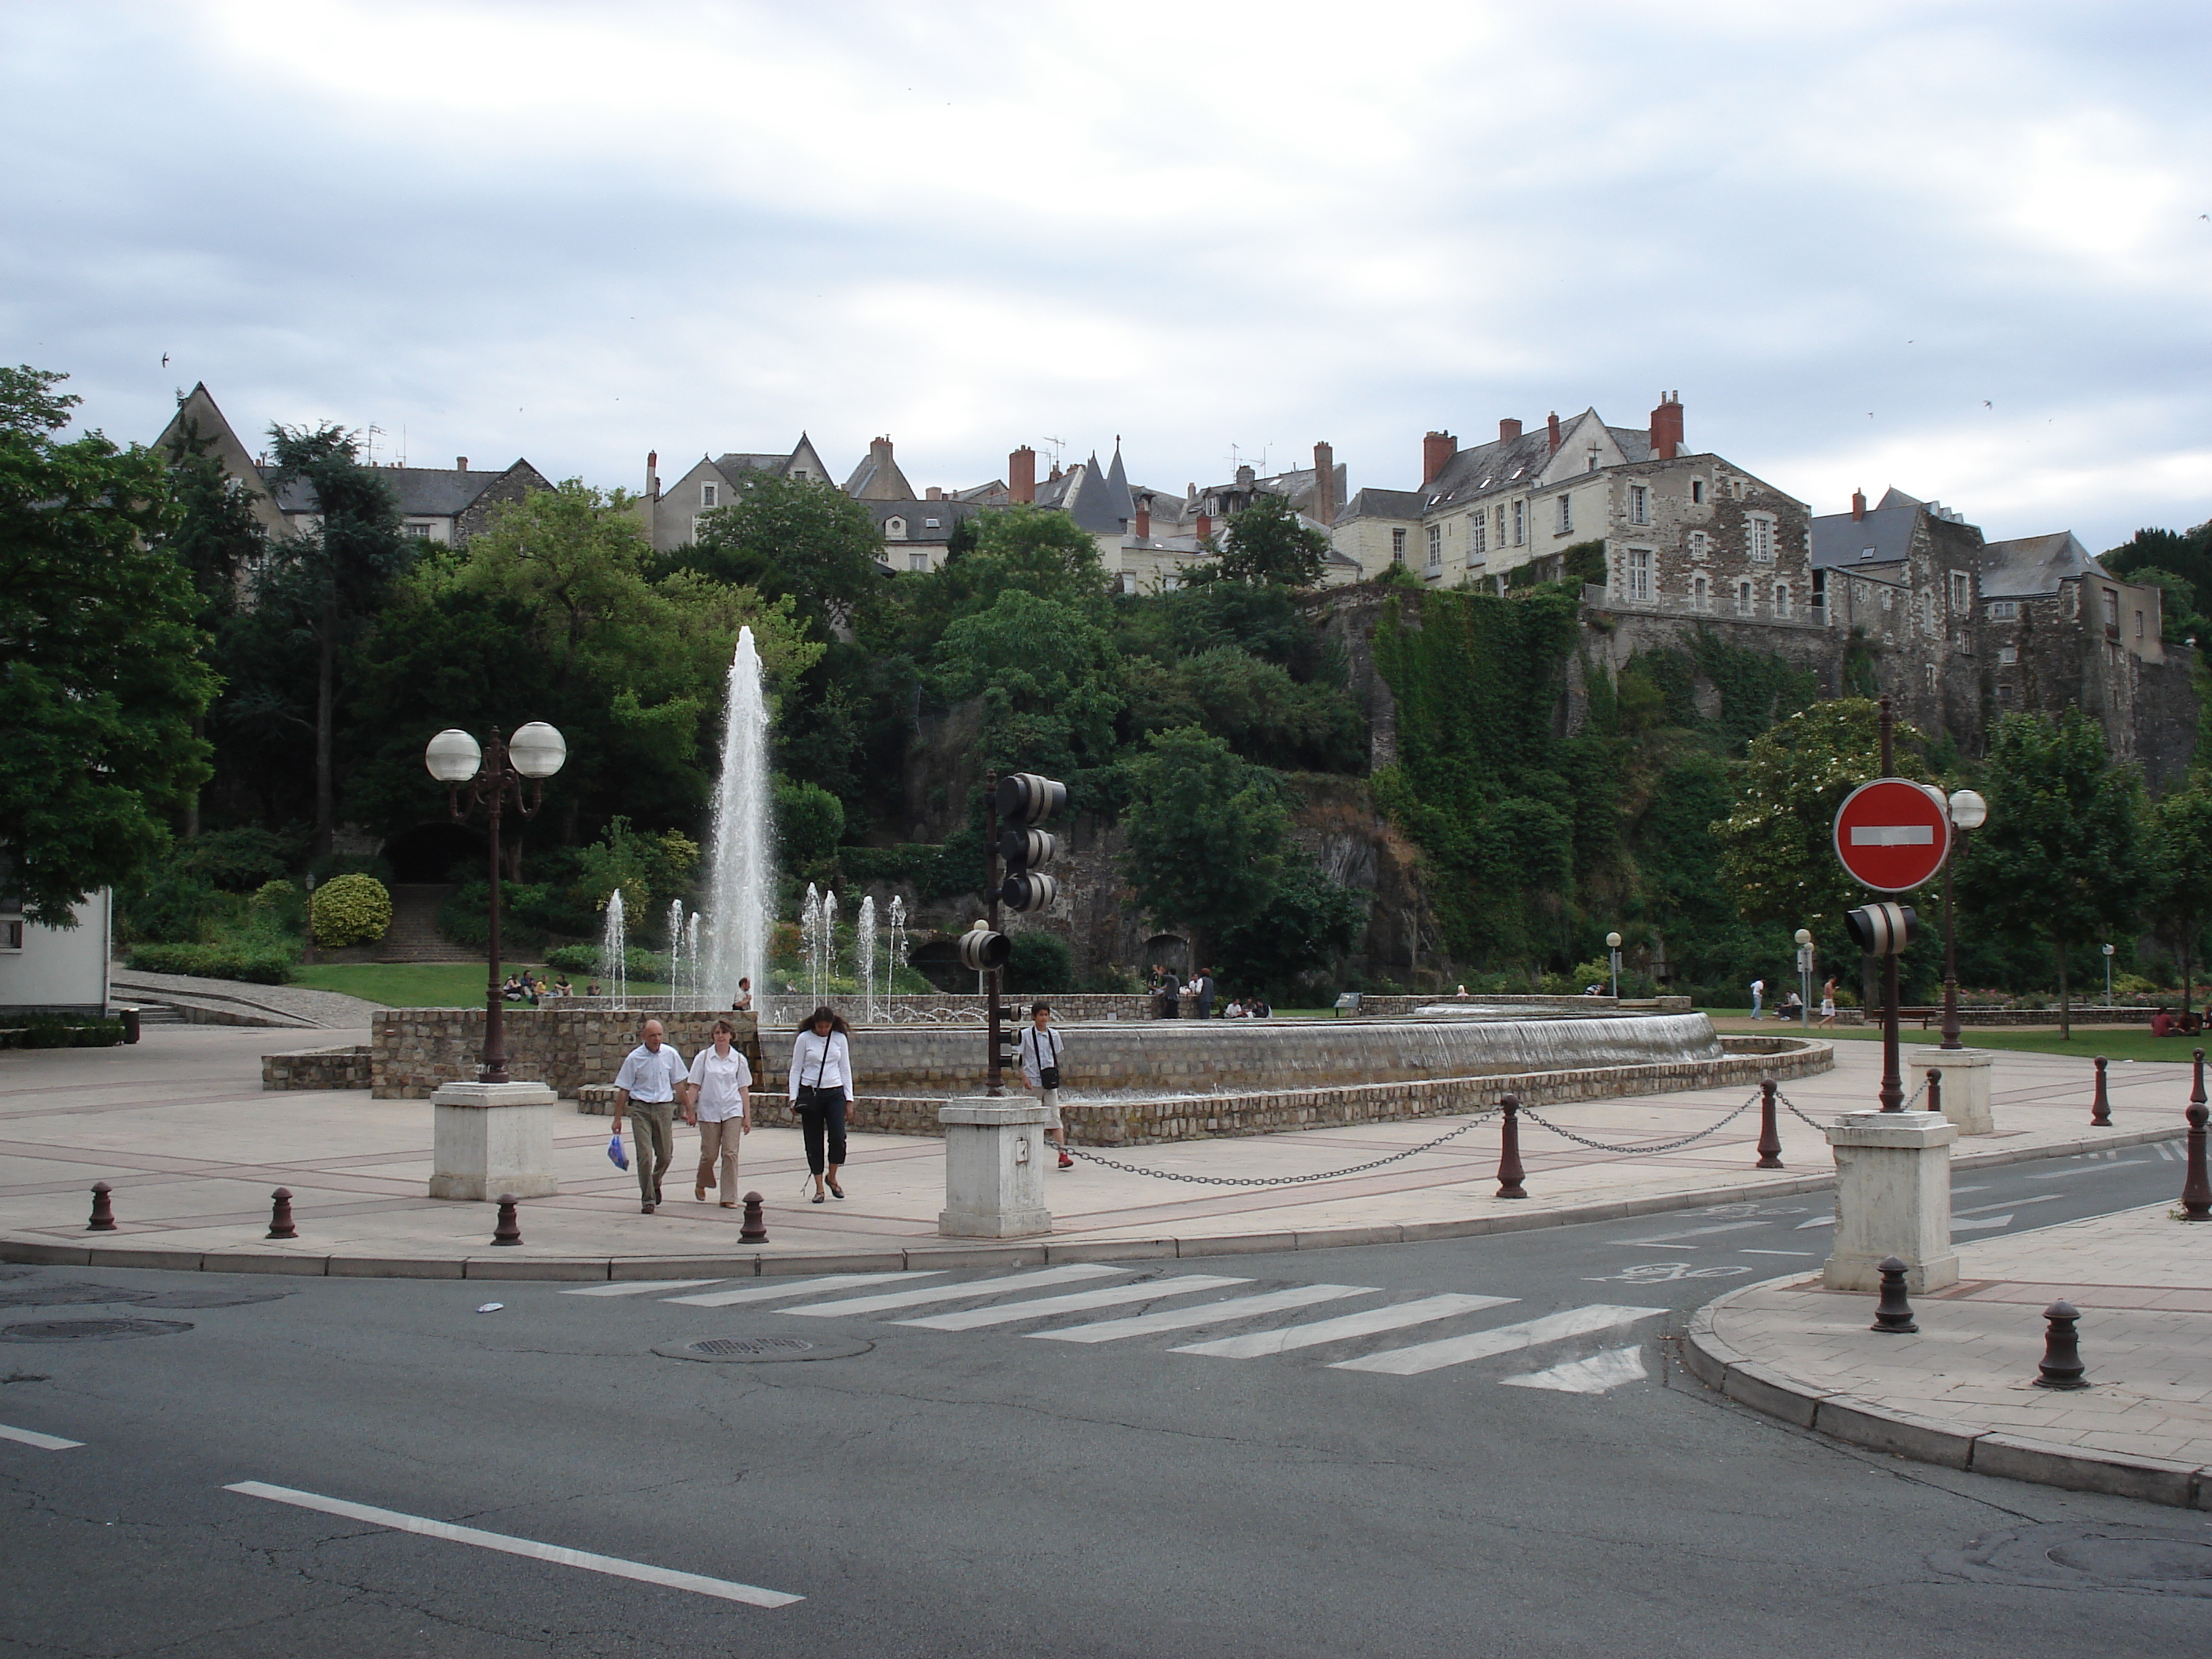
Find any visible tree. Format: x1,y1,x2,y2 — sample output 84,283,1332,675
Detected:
931,588,1124,777
1217,492,1329,588
1119,727,1291,965
257,423,413,859
1211,863,1365,998
0,366,215,924
2141,774,2212,1016
685,472,886,640
1959,709,2141,1038
162,419,268,835
895,503,1110,651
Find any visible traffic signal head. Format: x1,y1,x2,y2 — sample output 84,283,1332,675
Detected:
999,827,1060,870
957,927,1012,972
1844,902,1917,956
1002,872,1057,913
995,772,1067,826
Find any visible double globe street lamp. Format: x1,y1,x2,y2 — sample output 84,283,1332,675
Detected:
425,722,566,1083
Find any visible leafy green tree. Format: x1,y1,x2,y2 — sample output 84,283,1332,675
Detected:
1211,863,1365,998
1216,491,1329,588
1959,709,2142,1038
162,419,269,835
2105,522,2212,634
1119,726,1291,965
775,776,845,867
931,589,1124,776
685,472,886,640
895,504,1111,653
2141,772,2212,1015
1122,646,1364,772
0,366,215,925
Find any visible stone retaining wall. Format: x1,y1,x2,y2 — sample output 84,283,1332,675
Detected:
262,1046,372,1090
371,1009,764,1100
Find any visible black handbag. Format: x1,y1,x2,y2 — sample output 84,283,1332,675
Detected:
1031,1027,1063,1091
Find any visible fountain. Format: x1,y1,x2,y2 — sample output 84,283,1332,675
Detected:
665,898,685,1005
857,895,877,1024
685,911,702,1005
599,888,628,1009
704,627,773,1007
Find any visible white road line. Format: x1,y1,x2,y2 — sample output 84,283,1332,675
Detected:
1951,1215,2014,1232
895,1275,1251,1331
224,1481,802,1608
1739,1249,1815,1257
1331,1305,1666,1376
782,1264,1125,1317
1950,1185,1989,1195
562,1280,727,1298
0,1423,82,1451
2024,1161,2147,1181
1499,1345,1647,1395
1031,1284,1376,1345
1956,1194,2065,1216
1795,1215,1837,1229
2155,1141,2180,1163
665,1273,936,1308
1173,1293,1518,1359
1619,1219,1771,1244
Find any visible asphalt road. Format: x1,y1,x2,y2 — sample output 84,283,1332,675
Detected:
2,1140,2203,1658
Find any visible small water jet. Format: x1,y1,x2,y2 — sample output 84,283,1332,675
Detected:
857,895,877,1024
599,888,628,1009
704,628,773,1007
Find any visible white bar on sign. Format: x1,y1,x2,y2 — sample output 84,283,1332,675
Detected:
1849,826,1934,846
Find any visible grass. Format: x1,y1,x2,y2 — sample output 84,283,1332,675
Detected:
291,962,672,1009
1703,1011,2197,1066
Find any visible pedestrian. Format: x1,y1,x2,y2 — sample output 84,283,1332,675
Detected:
1193,966,1215,1020
1749,977,1765,1020
1818,977,1837,1027
733,976,753,1013
684,1018,752,1207
611,1019,687,1214
1018,1001,1075,1170
789,1005,854,1204
1158,967,1181,1019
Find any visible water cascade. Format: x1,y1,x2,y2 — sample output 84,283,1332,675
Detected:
599,888,628,1009
857,895,877,1024
703,627,774,1009
819,889,840,1000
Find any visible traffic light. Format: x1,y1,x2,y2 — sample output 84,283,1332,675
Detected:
996,771,1065,913
1844,902,1917,956
957,922,1011,972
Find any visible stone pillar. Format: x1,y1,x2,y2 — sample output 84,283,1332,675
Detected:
1822,1110,1958,1293
1903,1046,1994,1134
429,1081,559,1200
939,1097,1052,1238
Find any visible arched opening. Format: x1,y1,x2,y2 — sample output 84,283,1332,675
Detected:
1143,933,1189,973
909,937,976,994
382,822,487,884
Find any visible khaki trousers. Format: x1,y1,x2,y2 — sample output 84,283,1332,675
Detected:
628,1103,675,1203
695,1118,743,1203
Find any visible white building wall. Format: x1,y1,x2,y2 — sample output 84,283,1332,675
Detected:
0,891,110,1016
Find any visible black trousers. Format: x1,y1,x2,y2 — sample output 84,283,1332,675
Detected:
799,1094,848,1174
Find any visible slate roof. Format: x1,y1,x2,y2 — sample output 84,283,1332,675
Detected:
1066,455,1130,535
258,460,546,518
1419,412,1652,511
862,500,981,542
843,445,917,502
714,452,795,478
1811,504,1918,570
1335,486,1426,522
1979,532,2104,600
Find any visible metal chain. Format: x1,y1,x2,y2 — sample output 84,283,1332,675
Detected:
1781,1075,1927,1133
1064,1106,1503,1187
1517,1092,1761,1155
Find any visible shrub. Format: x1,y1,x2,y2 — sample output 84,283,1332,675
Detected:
177,826,298,892
125,942,295,983
1008,930,1071,994
1078,962,1145,994
544,943,672,982
311,873,393,947
775,777,845,867
17,1018,126,1049
117,870,224,946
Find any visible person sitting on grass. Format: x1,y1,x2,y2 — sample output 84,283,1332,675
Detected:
502,973,526,1002
2152,1006,2175,1038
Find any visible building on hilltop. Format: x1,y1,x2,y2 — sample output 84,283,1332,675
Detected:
639,435,835,550
1126,441,1353,591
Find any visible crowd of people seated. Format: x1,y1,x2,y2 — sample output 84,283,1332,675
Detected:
501,971,574,1005
2151,1006,2204,1038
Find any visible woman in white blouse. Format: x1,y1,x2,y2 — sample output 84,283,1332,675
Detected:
789,1006,855,1203
684,1019,752,1207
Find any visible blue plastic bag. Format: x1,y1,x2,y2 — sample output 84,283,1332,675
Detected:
607,1133,629,1171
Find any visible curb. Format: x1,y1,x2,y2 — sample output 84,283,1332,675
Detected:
0,1122,2184,1285
1682,1283,2212,1511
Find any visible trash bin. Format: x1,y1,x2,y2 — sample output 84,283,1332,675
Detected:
118,1007,141,1044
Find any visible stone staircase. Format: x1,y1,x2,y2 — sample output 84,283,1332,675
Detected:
375,884,482,963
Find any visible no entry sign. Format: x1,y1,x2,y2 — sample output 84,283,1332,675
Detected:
1833,778,1951,892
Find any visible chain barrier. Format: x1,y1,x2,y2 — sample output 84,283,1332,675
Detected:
1517,1091,1762,1155
1780,1075,1926,1134
1064,1105,1503,1187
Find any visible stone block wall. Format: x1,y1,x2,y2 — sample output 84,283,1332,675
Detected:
262,1046,373,1090
372,1009,762,1100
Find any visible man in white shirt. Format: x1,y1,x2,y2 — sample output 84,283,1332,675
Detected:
612,1020,687,1214
1749,979,1765,1021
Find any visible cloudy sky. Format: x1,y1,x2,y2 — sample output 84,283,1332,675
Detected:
5,1,2208,549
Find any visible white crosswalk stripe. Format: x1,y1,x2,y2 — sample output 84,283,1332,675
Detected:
1035,1284,1379,1345
1330,1304,1666,1376
562,1279,727,1298
895,1275,1251,1331
782,1263,1125,1318
664,1273,930,1308
1172,1293,1518,1359
1499,1345,1647,1394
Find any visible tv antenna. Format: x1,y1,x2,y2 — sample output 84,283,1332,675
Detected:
364,423,385,466
1038,435,1067,472
1227,442,1269,476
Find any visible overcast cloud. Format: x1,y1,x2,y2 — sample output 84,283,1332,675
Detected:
5,0,2209,548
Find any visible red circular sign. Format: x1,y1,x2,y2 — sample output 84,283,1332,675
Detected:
1833,778,1951,892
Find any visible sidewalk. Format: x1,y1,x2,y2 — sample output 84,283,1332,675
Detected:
107,965,379,1030
1686,1204,2212,1509
2,1023,2196,1279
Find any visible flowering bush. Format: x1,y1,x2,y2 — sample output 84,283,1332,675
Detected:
311,873,393,947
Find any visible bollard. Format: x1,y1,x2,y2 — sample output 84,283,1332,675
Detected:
87,1181,116,1233
2183,1100,2211,1222
2089,1056,2111,1127
266,1188,298,1240
2195,1048,2207,1110
1870,1256,1917,1333
2032,1299,2089,1390
491,1194,523,1247
739,1191,768,1243
1925,1068,1942,1119
1755,1078,1783,1170
1495,1095,1528,1199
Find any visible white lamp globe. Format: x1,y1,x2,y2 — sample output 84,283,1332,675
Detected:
1946,788,1989,830
1795,928,1814,947
509,721,567,779
424,728,482,783
1605,932,1623,949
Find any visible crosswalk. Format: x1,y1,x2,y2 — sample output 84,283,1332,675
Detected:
560,1268,1665,1394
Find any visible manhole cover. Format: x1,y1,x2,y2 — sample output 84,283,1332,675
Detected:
654,1332,873,1364
1932,1524,2212,1596
1,1317,193,1342
0,1284,154,1308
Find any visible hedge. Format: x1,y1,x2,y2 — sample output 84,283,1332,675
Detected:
125,943,295,984
5,1019,126,1049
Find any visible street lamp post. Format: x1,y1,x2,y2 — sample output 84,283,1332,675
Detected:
1795,928,1815,1027
1939,787,1987,1052
1605,932,1622,1001
2103,942,2115,1008
425,722,566,1084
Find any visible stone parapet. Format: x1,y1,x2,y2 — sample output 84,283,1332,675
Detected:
262,1046,372,1090
372,1008,760,1101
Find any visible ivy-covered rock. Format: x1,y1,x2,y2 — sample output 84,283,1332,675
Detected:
311,873,393,947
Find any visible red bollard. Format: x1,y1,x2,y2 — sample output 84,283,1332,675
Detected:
1755,1079,1783,1170
2194,1048,2207,1110
1925,1068,1943,1119
266,1188,298,1240
1495,1095,1528,1199
87,1181,116,1232
2089,1056,2111,1126
491,1194,523,1247
2183,1101,2211,1223
739,1191,768,1243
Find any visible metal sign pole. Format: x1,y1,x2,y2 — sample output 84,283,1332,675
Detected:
984,771,1002,1098
1876,697,1903,1111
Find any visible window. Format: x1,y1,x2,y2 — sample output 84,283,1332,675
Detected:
1925,663,1938,690
2103,588,2120,633
1950,571,1970,611
0,881,20,952
1747,514,1775,562
1627,548,1653,602
1471,515,1488,557
1496,505,1507,546
1692,574,1709,610
1998,646,2018,665
924,517,941,529
1987,599,2017,620
2137,609,2147,639
1996,684,2016,706
1628,484,1650,526
1390,527,1407,564
1687,530,1709,562
700,482,718,508
1736,580,1753,615
1881,588,1893,612
1690,479,1706,505
1555,494,1573,536
1511,500,1526,546
1426,525,1441,569
406,523,433,538
1921,593,1935,632
1774,583,1791,617
1859,546,1877,561
886,516,907,540
908,551,928,573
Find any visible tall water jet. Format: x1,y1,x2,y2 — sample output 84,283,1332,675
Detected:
800,884,824,1002
665,899,685,1005
888,895,908,1001
600,888,628,1009
819,889,840,1001
704,627,774,1010
685,911,702,1004
857,895,877,1024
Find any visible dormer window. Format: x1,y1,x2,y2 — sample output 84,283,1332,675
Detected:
924,517,941,529
886,516,907,540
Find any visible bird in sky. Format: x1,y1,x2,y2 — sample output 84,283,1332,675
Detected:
160,352,169,366
1983,400,1993,408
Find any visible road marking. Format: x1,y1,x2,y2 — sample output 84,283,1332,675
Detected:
895,1275,1251,1331
1850,825,1933,846
1031,1284,1375,1344
1956,1194,2064,1216
2155,1141,2180,1163
1952,1214,2020,1232
1795,1215,1837,1229
1739,1249,1815,1257
1331,1305,1666,1376
1172,1293,1518,1359
782,1264,1125,1317
0,1423,82,1451
224,1481,802,1608
1951,1185,1988,1195
664,1273,936,1308
562,1280,727,1297
1621,1220,1771,1245
1499,1345,1648,1394
2024,1161,2146,1181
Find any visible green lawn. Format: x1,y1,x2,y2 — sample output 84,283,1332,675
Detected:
1735,1019,2197,1067
291,962,672,1009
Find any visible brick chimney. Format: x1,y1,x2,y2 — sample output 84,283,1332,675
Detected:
926,485,943,501
1545,412,1561,454
1649,391,1684,461
1009,445,1036,503
1196,510,1213,543
1851,489,1866,521
456,456,468,472
1422,430,1457,486
1499,417,1522,443
646,449,659,499
1312,441,1335,525
1135,491,1152,541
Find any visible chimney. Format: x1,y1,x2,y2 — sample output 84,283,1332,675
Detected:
1049,462,1062,482
926,485,943,501
1196,510,1213,543
1009,445,1036,503
1312,441,1335,525
456,456,468,472
1648,391,1683,461
1851,489,1866,522
1499,417,1522,443
1422,430,1457,486
646,449,659,498
870,435,894,473
1545,412,1561,454
1135,491,1152,540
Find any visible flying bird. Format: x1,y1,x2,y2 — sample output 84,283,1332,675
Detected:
1982,400,1992,408
160,353,169,366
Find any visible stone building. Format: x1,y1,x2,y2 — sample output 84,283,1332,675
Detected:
637,435,835,551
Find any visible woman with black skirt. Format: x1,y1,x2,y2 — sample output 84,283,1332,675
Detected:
789,1006,855,1203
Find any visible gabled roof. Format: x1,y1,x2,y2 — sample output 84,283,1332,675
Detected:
152,383,293,538
1335,486,1426,523
860,499,982,542
1980,532,2104,600
843,441,917,502
1420,410,1652,510
1811,504,1918,570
